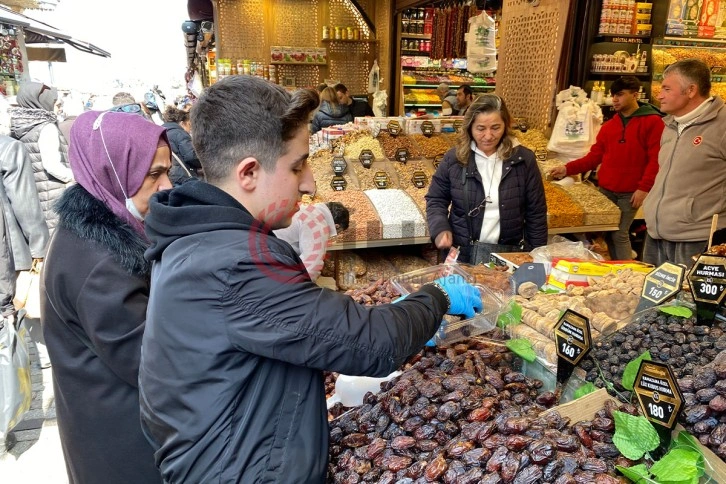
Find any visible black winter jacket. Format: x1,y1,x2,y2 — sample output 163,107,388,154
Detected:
425,144,548,263
41,184,161,484
162,122,201,185
139,180,447,483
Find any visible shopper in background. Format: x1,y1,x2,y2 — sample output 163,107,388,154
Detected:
58,91,85,144
162,105,202,185
311,86,352,134
643,58,726,266
112,92,136,106
550,76,664,261
456,85,474,117
41,111,170,484
139,76,482,483
274,201,349,281
334,83,374,118
426,94,548,264
437,82,458,115
9,82,74,235
0,97,49,367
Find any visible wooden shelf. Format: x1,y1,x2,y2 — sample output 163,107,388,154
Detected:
322,38,377,43
270,61,327,66
589,71,650,78
594,34,651,44
404,83,494,89
402,50,429,56
401,33,432,40
404,103,442,106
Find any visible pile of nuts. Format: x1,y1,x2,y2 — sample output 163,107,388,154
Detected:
364,189,427,239
377,132,422,161
325,190,382,242
328,341,625,483
343,135,386,160
410,134,452,159
543,182,585,228
561,184,621,226
393,161,435,190
352,161,398,191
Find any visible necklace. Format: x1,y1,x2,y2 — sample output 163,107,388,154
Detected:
484,154,498,204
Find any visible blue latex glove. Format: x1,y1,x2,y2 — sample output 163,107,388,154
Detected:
433,274,483,319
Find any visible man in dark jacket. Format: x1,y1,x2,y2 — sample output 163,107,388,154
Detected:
139,77,482,483
334,83,374,118
550,76,664,260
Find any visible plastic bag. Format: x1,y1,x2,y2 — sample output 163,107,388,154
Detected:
547,90,603,160
466,12,497,74
0,310,31,442
530,235,603,275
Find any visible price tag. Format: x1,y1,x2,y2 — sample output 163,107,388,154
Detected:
359,149,374,169
433,154,444,169
634,360,684,430
688,254,726,323
411,170,428,188
421,120,435,137
636,262,685,312
387,120,402,137
330,176,347,191
332,156,347,175
396,148,409,163
554,309,591,384
374,171,390,189
453,120,463,133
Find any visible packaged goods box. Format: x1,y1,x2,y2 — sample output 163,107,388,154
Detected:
548,258,653,289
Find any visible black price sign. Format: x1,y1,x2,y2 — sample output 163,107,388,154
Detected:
636,262,685,312
332,156,347,175
433,154,444,169
330,176,347,191
412,170,428,188
374,171,390,189
555,309,592,366
421,120,435,137
688,254,726,305
359,149,374,169
387,120,402,137
396,148,409,163
453,120,463,133
634,360,684,430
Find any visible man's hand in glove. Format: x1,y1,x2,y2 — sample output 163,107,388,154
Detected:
431,274,482,319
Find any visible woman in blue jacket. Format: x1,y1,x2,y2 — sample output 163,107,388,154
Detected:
425,94,548,264
310,87,352,134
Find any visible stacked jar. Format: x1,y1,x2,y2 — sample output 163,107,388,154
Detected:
599,0,638,35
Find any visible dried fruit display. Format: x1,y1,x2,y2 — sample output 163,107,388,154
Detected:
561,184,621,226
403,186,428,217
344,278,401,306
392,160,435,190
352,161,399,191
543,182,586,228
582,309,726,404
325,191,382,243
459,264,513,297
707,243,726,256
512,128,549,155
680,361,726,459
377,132,422,161
310,148,356,197
328,340,625,482
410,134,451,159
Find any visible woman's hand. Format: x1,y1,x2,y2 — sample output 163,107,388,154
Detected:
434,231,453,249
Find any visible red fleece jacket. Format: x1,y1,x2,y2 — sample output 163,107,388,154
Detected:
565,104,664,193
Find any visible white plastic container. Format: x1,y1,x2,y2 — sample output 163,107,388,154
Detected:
326,371,402,408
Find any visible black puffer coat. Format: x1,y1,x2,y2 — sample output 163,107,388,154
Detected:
425,144,548,263
139,181,447,483
162,122,202,185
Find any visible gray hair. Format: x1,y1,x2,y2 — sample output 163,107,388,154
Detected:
663,59,711,97
190,76,319,184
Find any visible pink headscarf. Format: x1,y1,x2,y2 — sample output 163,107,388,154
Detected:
68,111,168,236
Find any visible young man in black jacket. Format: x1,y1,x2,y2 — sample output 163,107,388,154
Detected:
139,76,482,483
334,82,374,118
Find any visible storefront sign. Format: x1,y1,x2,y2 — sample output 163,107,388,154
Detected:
412,170,428,188
332,156,347,175
634,360,684,430
688,254,726,323
330,176,347,191
555,309,591,384
636,262,685,312
359,149,374,169
387,120,402,137
374,171,390,189
421,121,435,137
396,148,409,163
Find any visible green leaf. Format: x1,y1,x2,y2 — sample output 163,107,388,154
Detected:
622,350,652,392
506,338,536,362
671,431,705,477
574,382,597,400
541,288,560,294
612,411,660,460
659,306,693,318
616,463,651,483
497,301,522,328
650,448,701,483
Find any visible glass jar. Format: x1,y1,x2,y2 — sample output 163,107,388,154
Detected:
341,27,348,40
347,27,354,39
334,26,341,39
322,25,330,40
353,28,360,40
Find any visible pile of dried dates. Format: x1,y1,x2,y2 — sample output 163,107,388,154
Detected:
328,341,626,483
345,278,402,306
680,362,726,459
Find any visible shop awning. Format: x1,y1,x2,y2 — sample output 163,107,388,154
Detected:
26,43,66,62
0,5,110,58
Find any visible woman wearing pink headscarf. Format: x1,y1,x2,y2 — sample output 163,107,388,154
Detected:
40,110,171,484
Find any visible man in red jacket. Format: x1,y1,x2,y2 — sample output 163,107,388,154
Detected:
550,76,664,260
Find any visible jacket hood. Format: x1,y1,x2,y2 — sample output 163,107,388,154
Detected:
630,102,663,117
318,100,349,118
144,180,258,262
162,122,184,132
9,107,56,139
